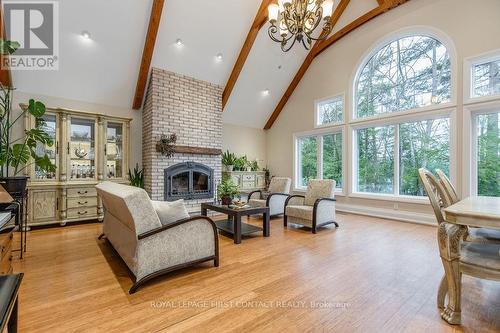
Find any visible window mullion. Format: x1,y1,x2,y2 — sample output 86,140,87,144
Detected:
317,135,323,180
394,125,400,196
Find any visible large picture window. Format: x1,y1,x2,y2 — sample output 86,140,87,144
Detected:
472,58,500,98
356,35,451,119
475,111,500,196
355,117,450,197
296,132,342,190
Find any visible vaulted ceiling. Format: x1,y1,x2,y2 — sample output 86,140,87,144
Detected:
10,0,401,129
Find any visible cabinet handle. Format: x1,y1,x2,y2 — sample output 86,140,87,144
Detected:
78,190,88,195
78,201,88,205
56,141,59,155
67,142,70,154
78,211,87,215
56,197,59,210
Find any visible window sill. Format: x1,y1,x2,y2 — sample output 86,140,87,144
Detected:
348,192,430,205
293,188,345,197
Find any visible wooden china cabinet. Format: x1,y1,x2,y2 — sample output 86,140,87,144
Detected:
22,105,131,227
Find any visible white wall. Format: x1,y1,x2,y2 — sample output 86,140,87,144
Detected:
222,123,267,168
11,91,142,168
266,0,500,223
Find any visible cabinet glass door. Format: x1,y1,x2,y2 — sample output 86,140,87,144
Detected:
105,122,124,179
34,114,57,180
69,118,96,180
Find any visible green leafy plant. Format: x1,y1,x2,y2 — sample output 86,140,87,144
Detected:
128,163,144,188
217,178,239,204
221,150,236,166
0,40,56,177
250,160,259,171
234,155,249,171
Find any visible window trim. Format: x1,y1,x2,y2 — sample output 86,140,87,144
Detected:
293,127,345,194
463,100,500,197
350,26,458,123
464,48,500,105
314,93,345,128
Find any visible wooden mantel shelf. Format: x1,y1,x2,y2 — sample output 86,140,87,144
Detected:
173,145,222,155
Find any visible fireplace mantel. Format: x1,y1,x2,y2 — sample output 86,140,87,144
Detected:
172,145,222,156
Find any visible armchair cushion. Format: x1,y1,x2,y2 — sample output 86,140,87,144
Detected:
248,198,266,208
286,205,313,220
304,179,336,206
151,199,190,226
268,177,292,194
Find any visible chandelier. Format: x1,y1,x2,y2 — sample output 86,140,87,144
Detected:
268,0,335,52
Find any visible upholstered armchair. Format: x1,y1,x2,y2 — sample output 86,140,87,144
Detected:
96,182,219,294
248,177,291,217
284,179,338,233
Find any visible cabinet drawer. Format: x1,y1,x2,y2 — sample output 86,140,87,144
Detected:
67,197,98,208
242,181,255,189
242,174,255,181
67,187,97,198
67,207,98,219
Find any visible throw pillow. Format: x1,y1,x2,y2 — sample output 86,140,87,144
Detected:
151,199,190,225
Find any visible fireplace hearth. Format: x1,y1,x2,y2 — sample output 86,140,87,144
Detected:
164,162,214,201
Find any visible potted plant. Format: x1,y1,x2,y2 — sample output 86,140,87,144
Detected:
128,163,144,188
221,150,236,172
250,160,259,171
217,178,239,205
233,155,245,171
0,40,56,195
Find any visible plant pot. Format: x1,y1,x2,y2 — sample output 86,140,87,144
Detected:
226,165,234,172
0,176,29,196
221,196,232,205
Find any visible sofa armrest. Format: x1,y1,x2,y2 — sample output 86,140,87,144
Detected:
285,195,305,208
266,193,289,206
247,190,262,201
138,215,217,240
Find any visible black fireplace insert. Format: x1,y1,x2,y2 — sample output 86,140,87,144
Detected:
164,162,214,201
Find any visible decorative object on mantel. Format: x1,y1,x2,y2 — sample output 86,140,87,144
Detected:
128,164,144,188
156,133,177,158
217,178,239,205
267,0,335,52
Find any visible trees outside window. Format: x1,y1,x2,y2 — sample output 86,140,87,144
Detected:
399,118,450,196
476,112,500,196
322,133,342,188
472,59,500,98
317,96,343,126
298,136,317,187
356,35,451,119
296,132,342,189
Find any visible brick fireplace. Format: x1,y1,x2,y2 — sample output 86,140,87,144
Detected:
142,68,222,213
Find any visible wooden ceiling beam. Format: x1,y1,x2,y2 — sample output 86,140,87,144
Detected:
222,0,273,110
132,0,165,110
264,0,350,129
0,1,12,87
264,0,410,129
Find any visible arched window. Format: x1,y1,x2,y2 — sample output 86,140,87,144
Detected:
355,35,451,118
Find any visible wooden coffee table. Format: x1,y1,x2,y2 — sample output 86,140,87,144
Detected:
201,202,269,244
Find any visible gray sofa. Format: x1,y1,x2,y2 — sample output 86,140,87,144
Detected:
96,182,219,294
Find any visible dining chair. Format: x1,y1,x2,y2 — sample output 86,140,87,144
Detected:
419,168,500,324
436,169,500,244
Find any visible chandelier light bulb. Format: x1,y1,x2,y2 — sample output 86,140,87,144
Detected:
322,0,334,18
216,53,223,61
262,89,270,96
176,38,183,46
268,3,279,23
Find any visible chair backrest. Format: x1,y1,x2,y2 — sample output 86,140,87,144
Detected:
96,182,161,236
304,179,336,206
418,168,451,224
435,169,459,204
268,177,292,194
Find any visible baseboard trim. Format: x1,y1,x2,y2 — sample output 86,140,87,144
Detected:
336,203,436,226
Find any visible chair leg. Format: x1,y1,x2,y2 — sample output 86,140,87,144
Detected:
214,257,219,267
284,215,288,227
312,227,316,234
437,274,447,309
98,233,105,240
333,221,339,228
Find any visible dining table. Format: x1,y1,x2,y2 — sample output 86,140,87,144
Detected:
442,196,500,324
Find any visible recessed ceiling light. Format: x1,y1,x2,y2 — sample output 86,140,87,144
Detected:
81,31,91,39
176,38,183,46
216,53,223,61
262,89,270,96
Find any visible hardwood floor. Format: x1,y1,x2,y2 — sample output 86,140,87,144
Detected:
12,213,500,332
